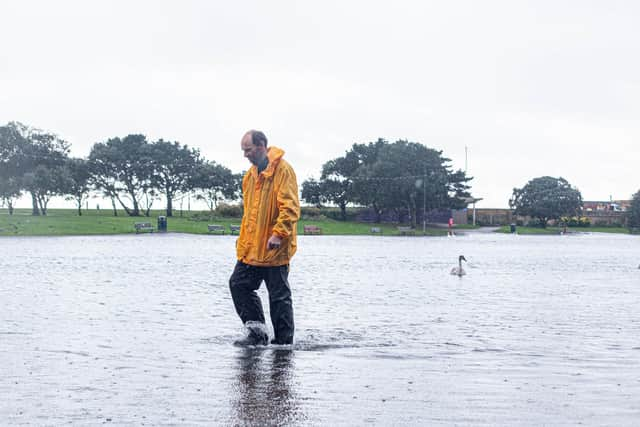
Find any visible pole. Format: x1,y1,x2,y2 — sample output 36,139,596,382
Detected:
465,146,468,173
473,200,477,226
423,165,426,234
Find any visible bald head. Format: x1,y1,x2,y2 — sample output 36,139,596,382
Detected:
244,130,268,148
241,130,268,166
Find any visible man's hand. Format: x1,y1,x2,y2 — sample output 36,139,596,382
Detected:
267,235,282,250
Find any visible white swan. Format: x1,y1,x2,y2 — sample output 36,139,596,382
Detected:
450,255,467,276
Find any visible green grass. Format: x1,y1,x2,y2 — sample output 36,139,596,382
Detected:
0,208,451,237
3,209,629,237
496,225,630,235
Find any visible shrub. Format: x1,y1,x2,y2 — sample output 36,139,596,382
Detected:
300,206,362,221
300,206,324,219
560,216,591,227
215,203,243,218
189,211,217,222
322,208,360,222
526,218,545,227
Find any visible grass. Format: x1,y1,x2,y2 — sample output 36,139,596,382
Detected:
0,208,453,237
496,225,630,235
3,209,631,237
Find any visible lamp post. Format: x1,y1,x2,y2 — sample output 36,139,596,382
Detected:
423,165,426,234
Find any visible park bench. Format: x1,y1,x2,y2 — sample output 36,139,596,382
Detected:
397,226,415,236
370,227,383,234
229,224,241,235
134,222,154,233
303,225,322,235
207,224,225,234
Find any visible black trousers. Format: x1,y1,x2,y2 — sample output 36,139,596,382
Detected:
229,261,295,342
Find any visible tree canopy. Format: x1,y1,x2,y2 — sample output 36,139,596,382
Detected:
0,122,70,215
89,134,153,216
628,190,640,231
509,176,583,227
149,139,202,217
3,122,478,222
191,161,240,211
301,138,472,225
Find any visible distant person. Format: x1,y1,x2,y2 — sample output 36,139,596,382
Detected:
448,217,454,236
229,130,300,346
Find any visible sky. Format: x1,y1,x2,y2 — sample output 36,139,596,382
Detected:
1,0,639,208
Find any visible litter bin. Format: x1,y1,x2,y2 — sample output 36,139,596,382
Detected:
158,216,167,232
510,223,516,233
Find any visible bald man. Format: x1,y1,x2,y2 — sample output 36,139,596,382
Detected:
229,130,300,346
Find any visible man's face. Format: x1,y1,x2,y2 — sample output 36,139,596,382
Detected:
241,133,266,166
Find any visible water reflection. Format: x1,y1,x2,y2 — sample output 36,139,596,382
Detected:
231,348,302,426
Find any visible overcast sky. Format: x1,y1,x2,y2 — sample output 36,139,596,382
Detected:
2,0,639,208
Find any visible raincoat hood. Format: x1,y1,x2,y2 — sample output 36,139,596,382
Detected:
251,146,285,179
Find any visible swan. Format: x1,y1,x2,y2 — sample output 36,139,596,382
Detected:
450,255,467,276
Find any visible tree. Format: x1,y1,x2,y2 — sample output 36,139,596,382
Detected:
0,122,69,215
628,190,640,231
301,178,323,207
509,176,583,227
192,161,241,210
300,143,373,221
21,164,70,215
89,135,154,216
0,175,21,215
62,158,92,216
306,138,472,225
301,172,353,220
319,157,357,220
150,139,201,217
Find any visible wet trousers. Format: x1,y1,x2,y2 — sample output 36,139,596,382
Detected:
229,261,295,343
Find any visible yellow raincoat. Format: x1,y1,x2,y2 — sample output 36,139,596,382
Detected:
236,146,300,267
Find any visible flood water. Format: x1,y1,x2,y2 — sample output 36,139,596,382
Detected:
2,232,640,426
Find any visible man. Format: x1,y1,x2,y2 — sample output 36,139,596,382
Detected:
229,130,300,346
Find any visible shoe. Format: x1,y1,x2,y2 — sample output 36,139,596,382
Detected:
270,337,293,345
233,328,269,347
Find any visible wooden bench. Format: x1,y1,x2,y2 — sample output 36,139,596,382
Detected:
397,226,415,236
370,227,383,234
134,222,154,233
229,224,241,235
207,224,225,234
303,225,322,235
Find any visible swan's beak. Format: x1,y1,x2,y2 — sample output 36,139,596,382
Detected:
460,256,467,262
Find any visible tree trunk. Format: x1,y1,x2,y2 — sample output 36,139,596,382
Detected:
114,193,133,216
339,202,347,221
111,197,118,216
77,198,82,216
131,195,140,216
166,193,173,217
144,193,153,217
37,194,48,216
409,196,417,229
30,192,40,216
8,201,14,215
373,203,382,223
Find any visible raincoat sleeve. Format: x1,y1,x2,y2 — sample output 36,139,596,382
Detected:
272,165,300,239
240,173,250,229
